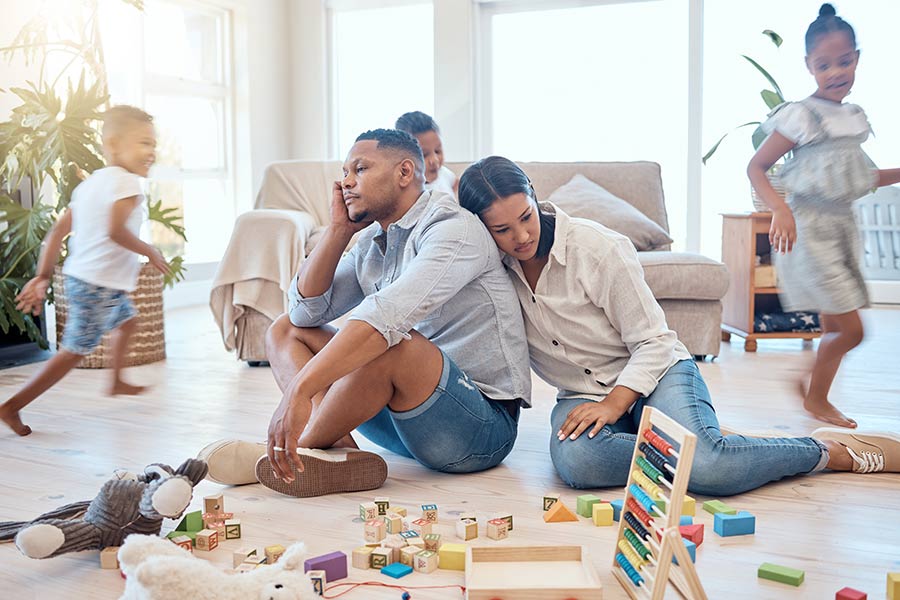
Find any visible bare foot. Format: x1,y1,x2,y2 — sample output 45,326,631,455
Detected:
0,403,33,436
109,381,148,396
797,377,857,429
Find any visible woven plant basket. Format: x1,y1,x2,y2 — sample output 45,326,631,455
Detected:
750,164,784,212
52,263,166,368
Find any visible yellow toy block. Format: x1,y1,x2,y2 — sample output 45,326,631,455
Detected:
265,544,285,564
543,500,578,523
438,543,467,571
592,502,614,526
682,495,696,516
100,546,119,569
888,572,900,600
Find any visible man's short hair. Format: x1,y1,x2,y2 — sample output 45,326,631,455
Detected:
395,111,440,136
355,128,425,174
102,105,153,141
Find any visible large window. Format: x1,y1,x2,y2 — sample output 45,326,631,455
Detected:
330,1,434,159
100,0,234,264
483,1,690,249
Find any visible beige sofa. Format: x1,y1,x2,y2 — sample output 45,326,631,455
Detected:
210,160,729,364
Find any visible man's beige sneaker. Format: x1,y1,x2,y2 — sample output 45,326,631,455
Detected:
197,439,267,485
255,448,388,497
812,428,900,473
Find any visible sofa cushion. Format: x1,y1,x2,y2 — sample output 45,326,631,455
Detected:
545,174,674,251
639,252,730,301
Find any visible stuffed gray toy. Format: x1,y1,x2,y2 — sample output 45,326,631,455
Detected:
0,458,207,559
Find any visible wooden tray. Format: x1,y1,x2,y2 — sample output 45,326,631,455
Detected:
465,545,603,600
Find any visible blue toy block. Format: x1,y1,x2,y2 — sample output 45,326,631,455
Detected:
714,511,756,537
673,538,696,565
679,515,693,526
381,562,413,579
610,499,624,522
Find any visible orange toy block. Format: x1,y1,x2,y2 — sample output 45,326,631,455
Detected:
543,500,578,523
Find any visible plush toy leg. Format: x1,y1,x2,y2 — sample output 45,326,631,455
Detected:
15,519,100,559
139,476,193,519
174,458,209,486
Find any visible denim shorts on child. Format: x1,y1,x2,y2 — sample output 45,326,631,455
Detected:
355,350,520,474
60,275,136,355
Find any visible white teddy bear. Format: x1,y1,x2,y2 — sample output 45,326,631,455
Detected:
118,534,320,600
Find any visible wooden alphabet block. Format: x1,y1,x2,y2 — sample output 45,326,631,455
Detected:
591,502,614,526
359,502,378,521
414,550,438,573
383,534,408,564
405,536,425,550
224,519,242,539
410,518,432,535
421,504,438,523
235,562,257,572
352,546,374,569
576,494,602,518
400,545,419,567
307,569,326,595
244,554,267,566
100,546,119,569
542,493,560,511
492,512,513,531
364,519,386,543
265,544,286,564
459,512,477,522
370,547,391,569
195,529,218,552
374,496,390,516
543,500,578,523
383,514,403,534
438,543,466,571
169,535,193,552
455,518,478,541
486,518,508,540
203,494,224,516
423,533,442,551
398,530,420,542
387,506,407,518
232,547,257,568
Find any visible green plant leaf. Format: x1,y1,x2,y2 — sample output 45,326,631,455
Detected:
741,55,784,101
761,89,782,110
762,30,783,48
751,125,768,150
148,197,187,242
702,122,761,164
162,255,187,289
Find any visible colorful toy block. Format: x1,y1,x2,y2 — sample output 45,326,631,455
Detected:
232,547,257,568
424,533,442,551
351,546,374,569
388,507,408,518
382,562,413,579
169,535,193,552
438,543,466,571
195,529,218,552
265,544,286,564
400,546,419,567
399,530,420,541
486,518,508,540
682,495,696,516
374,497,390,516
679,523,704,547
889,573,900,600
359,502,378,521
203,494,224,516
493,512,513,531
455,518,478,541
576,494,602,518
405,536,425,550
411,518,432,535
714,511,755,537
384,514,403,534
421,504,438,523
543,500,578,523
304,550,348,582
175,510,204,533
100,546,119,569
364,519,386,543
835,587,867,600
702,499,737,515
224,519,241,539
679,515,694,526
592,503,614,526
370,547,391,569
414,550,439,574
673,539,696,565
758,562,804,586
542,493,560,511
610,498,624,522
307,570,326,595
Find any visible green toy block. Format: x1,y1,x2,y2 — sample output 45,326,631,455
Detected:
758,562,804,586
167,530,197,544
175,510,204,532
702,500,737,515
576,494,602,518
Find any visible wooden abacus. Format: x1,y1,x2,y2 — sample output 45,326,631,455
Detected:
611,406,708,600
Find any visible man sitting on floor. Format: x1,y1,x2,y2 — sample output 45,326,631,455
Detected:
200,129,531,496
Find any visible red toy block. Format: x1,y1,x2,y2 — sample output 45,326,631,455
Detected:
679,523,704,547
835,587,867,600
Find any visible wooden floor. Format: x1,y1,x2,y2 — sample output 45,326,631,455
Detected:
1,305,899,599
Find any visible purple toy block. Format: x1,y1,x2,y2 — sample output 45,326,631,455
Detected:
304,551,348,582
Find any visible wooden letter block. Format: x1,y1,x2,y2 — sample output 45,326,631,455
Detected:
100,546,119,569
195,529,218,552
421,504,438,523
399,530,420,542
543,500,578,523
405,536,425,550
424,533,442,551
411,518,432,535
459,512,477,522
383,534,408,564
370,547,391,569
169,535,193,552
387,506,407,518
400,545,419,567
352,546,374,569
486,518,508,540
758,562,805,586
384,514,403,534
679,523,705,547
889,572,900,600
835,587,867,600
714,511,755,537
493,512,513,531
232,547,257,568
438,543,466,571
682,495,696,516
374,496,390,516
244,554,267,567
224,519,241,539
455,518,478,541
414,550,439,573
592,503,614,526
359,502,378,521
364,519,386,543
204,494,224,516
576,494,602,518
265,544,286,564
307,570,326,595
542,493,560,511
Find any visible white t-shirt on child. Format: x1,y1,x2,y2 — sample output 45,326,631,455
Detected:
424,165,457,197
62,166,147,292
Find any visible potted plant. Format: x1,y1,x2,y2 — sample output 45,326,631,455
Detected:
702,30,788,212
0,0,186,365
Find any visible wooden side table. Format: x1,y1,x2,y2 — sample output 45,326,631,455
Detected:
720,213,821,351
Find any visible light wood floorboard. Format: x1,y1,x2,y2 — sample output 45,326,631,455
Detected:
1,306,898,599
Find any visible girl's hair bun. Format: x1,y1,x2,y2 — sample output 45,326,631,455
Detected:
819,3,836,18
